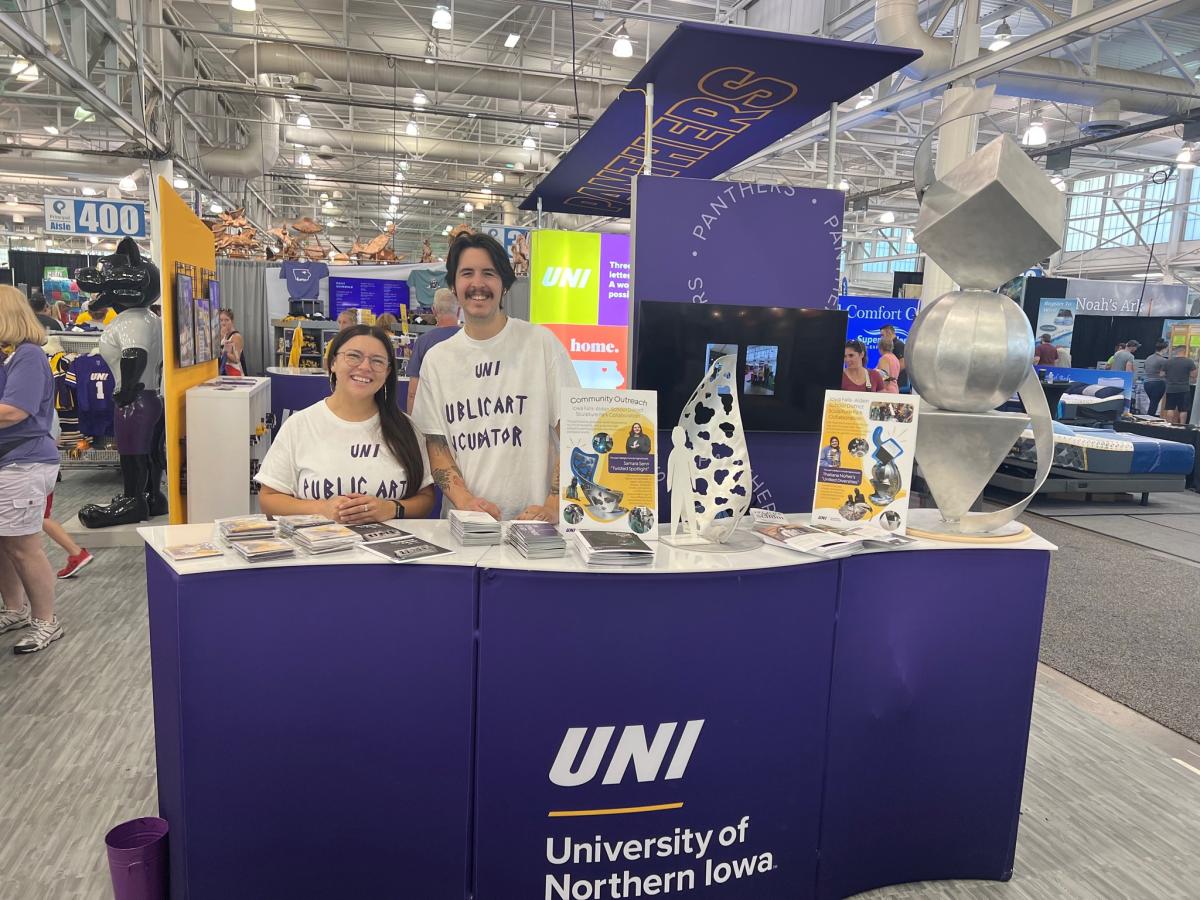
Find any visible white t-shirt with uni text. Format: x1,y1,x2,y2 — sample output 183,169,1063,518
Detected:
255,399,433,500
413,317,579,520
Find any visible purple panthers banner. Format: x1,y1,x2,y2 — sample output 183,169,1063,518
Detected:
634,175,844,310
521,23,918,217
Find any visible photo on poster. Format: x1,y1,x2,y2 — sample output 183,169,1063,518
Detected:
745,344,778,396
705,342,738,368
812,390,920,534
208,277,222,359
194,296,212,361
559,388,658,539
175,272,195,367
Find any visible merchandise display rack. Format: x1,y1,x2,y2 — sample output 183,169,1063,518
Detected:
50,330,121,469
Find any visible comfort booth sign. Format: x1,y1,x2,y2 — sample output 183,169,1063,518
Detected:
838,295,919,368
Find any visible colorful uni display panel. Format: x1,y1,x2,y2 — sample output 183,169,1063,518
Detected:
531,230,631,388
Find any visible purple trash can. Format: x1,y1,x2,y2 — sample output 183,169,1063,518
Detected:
105,817,168,900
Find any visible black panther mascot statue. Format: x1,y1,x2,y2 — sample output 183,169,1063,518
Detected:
75,237,168,527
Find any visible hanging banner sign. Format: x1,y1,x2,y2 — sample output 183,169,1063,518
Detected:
520,22,918,217
1065,278,1187,317
44,195,147,238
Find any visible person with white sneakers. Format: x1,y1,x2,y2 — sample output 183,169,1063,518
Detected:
0,285,64,653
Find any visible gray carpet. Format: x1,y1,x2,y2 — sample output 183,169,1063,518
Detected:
1023,489,1200,517
1029,513,1200,742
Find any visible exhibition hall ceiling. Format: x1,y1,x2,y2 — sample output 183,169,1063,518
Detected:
0,0,1198,267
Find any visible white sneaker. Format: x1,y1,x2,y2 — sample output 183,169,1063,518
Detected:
13,616,63,654
0,606,29,635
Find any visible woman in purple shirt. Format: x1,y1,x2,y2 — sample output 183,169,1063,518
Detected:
0,286,63,653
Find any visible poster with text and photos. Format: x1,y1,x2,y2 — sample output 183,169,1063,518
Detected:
175,271,195,367
559,388,658,540
1036,297,1076,352
812,390,920,535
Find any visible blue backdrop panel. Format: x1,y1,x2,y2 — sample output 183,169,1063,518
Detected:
838,295,920,368
522,22,919,216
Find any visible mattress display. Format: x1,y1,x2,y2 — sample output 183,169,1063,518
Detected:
1009,423,1196,475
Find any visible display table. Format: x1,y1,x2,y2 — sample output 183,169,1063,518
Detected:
141,521,1053,900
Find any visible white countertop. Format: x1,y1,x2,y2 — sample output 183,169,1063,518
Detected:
141,513,1055,579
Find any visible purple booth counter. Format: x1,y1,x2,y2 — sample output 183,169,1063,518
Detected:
141,518,1053,900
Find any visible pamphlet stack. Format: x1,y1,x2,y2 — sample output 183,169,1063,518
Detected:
573,530,655,568
506,523,566,559
449,510,503,546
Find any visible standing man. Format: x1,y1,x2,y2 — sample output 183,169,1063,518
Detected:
1162,344,1197,425
1143,339,1169,416
880,324,906,390
406,288,460,414
412,233,580,522
1109,340,1138,373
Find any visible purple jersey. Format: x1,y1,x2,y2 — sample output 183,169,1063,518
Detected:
72,354,116,437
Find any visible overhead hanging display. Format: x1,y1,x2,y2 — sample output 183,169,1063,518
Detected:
520,22,920,217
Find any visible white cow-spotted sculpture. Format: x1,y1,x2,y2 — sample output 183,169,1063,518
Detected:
667,354,753,543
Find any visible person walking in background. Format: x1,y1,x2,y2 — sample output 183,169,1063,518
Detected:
1143,339,1169,417
1162,345,1197,425
1033,334,1059,365
406,288,461,414
880,324,906,390
29,293,63,332
1109,340,1137,373
218,308,247,376
0,286,64,653
877,338,901,394
842,340,882,392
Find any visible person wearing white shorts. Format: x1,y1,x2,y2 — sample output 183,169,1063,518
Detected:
0,286,64,654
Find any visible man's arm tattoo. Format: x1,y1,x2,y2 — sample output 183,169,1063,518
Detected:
426,434,465,493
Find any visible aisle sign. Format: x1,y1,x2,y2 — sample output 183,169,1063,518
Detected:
44,195,147,238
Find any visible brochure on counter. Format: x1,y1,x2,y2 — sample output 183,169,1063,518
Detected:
573,529,656,568
750,509,915,559
359,533,453,563
559,388,658,541
811,390,920,535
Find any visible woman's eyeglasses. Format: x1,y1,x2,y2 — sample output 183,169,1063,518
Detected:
337,350,390,372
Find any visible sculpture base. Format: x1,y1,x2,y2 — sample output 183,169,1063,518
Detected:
660,528,761,554
906,509,1031,543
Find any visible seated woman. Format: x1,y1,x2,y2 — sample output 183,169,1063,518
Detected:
256,325,435,523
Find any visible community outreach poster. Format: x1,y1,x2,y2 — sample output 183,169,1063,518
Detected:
812,390,920,534
559,388,658,540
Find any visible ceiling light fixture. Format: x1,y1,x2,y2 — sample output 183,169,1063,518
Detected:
457,211,465,218
73,105,94,123
413,90,428,107
504,33,521,49
395,172,405,183
878,210,896,224
467,112,477,118
1176,144,1195,170
173,176,189,190
522,135,537,150
42,125,59,136
81,187,97,196
118,174,138,193
89,236,100,245
390,195,400,204
989,19,1012,52
405,119,419,137
323,200,334,210
492,170,504,183
231,0,256,11
544,109,559,128
837,179,850,192
481,187,491,195
297,151,311,167
210,202,223,214
1022,121,1047,147
431,4,452,30
423,199,430,205
612,30,633,59
464,202,474,212
11,58,38,82
296,113,311,129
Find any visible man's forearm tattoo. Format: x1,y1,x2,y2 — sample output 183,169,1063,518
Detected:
427,434,465,493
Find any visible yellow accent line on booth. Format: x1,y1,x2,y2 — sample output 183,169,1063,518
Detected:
548,802,683,818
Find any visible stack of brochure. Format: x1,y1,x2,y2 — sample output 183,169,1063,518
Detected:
506,522,566,559
216,515,276,543
163,542,223,561
573,530,655,568
275,514,335,537
359,531,454,563
290,523,362,554
449,509,503,546
230,538,296,562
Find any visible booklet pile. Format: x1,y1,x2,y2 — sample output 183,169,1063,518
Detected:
506,522,566,559
573,530,655,568
290,523,363,555
163,542,223,562
449,510,503,546
215,514,295,561
275,514,333,537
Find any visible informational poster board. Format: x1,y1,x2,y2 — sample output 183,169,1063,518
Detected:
531,230,631,388
1035,297,1077,350
812,390,919,534
559,388,658,539
329,276,409,318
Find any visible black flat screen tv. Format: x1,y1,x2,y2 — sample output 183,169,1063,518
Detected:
632,301,847,433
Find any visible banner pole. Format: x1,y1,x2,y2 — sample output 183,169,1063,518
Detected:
825,101,838,190
644,83,654,175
